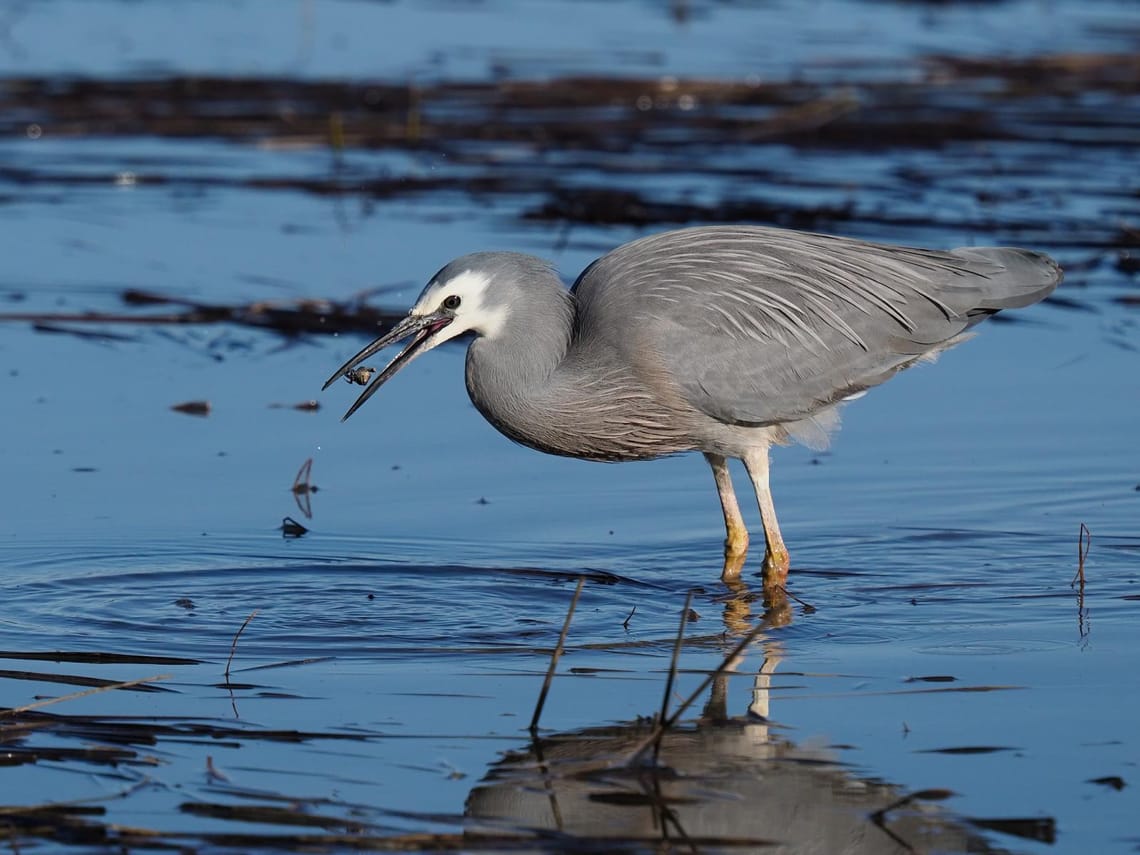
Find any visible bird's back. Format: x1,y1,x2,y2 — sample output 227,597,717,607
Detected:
571,226,1060,429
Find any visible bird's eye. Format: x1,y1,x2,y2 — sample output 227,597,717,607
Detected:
442,295,461,311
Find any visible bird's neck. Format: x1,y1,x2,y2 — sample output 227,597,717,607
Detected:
465,290,579,455
465,291,688,461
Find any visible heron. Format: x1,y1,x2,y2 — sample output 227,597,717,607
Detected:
323,226,1060,584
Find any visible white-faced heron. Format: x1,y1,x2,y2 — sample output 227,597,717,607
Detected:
323,226,1060,584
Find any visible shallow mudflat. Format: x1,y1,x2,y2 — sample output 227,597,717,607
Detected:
1,1,1138,851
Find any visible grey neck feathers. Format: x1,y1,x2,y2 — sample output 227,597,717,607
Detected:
465,283,689,462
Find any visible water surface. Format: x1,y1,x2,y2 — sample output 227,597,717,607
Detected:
1,1,1138,851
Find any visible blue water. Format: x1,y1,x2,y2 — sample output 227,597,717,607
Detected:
1,0,1139,851
4,0,1135,81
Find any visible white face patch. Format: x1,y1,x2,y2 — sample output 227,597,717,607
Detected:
414,269,509,341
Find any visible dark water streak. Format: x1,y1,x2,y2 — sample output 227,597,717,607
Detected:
2,53,1137,254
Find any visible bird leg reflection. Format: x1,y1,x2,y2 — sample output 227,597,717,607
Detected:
702,580,787,736
743,447,790,586
704,452,750,580
710,583,788,740
748,640,785,724
721,577,793,636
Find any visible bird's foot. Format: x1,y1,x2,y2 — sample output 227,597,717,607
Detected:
720,545,749,581
720,529,750,581
761,547,790,588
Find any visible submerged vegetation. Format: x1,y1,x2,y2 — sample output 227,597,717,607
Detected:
1,51,1137,342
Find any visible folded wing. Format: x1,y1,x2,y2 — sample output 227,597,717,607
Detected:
572,226,1060,427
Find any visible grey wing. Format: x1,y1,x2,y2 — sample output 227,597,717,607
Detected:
572,226,1060,427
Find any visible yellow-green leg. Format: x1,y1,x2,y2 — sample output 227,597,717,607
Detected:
742,447,790,585
704,452,750,580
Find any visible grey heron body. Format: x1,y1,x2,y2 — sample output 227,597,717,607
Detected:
324,226,1060,583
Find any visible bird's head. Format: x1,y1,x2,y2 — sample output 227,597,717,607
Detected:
322,253,534,421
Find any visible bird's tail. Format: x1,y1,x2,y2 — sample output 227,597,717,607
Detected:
951,246,1063,310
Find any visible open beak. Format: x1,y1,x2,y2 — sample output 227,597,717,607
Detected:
321,312,453,421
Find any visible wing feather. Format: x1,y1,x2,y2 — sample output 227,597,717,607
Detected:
571,226,1058,426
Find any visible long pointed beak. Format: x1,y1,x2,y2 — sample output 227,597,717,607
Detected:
322,312,453,421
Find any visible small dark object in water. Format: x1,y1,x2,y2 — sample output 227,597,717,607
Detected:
224,609,260,683
921,745,1015,755
291,458,318,519
777,584,817,614
1087,775,1126,790
345,366,374,385
281,516,308,537
291,458,316,494
1072,522,1090,587
171,400,211,417
269,400,321,411
1115,251,1140,275
905,675,957,683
